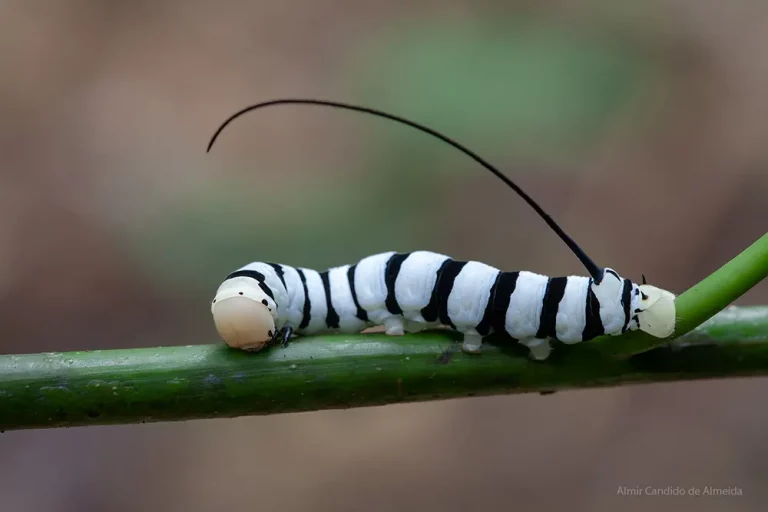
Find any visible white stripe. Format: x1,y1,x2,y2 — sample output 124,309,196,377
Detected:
298,268,327,335
555,276,589,343
505,271,548,339
446,261,500,334
593,269,626,335
395,251,450,324
328,265,369,332
278,265,305,330
354,251,396,325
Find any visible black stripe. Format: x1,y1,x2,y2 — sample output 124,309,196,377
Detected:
420,258,453,322
436,260,468,329
536,277,568,340
224,269,275,300
475,271,502,336
319,271,340,329
582,280,604,341
384,253,410,315
491,271,519,335
266,263,286,289
620,279,633,333
296,269,311,329
346,264,369,322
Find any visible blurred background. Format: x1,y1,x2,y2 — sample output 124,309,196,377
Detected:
1,0,767,510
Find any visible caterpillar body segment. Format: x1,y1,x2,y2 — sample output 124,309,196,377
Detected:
211,252,671,360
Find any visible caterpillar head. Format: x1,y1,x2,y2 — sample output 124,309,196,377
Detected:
211,277,277,351
635,282,676,338
591,268,676,339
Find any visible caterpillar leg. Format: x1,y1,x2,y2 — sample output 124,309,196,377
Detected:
279,326,293,347
520,338,552,361
461,334,484,354
383,317,406,336
269,326,294,348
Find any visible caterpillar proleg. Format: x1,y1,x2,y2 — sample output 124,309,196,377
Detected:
207,99,676,359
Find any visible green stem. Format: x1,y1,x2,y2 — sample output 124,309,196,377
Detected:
1,306,767,431
674,233,768,334
590,232,768,357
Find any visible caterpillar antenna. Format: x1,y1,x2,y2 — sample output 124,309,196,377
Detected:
206,98,604,282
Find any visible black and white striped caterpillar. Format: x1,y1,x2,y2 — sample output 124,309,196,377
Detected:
206,99,676,360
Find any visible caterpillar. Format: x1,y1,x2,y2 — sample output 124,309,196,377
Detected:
206,99,676,360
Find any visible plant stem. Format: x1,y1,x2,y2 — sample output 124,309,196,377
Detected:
1,306,767,432
589,232,768,357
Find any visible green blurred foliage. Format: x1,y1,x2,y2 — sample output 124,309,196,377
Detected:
348,20,657,168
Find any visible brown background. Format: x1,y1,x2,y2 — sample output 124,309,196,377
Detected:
0,1,766,511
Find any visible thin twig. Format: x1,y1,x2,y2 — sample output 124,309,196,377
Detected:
1,306,767,431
